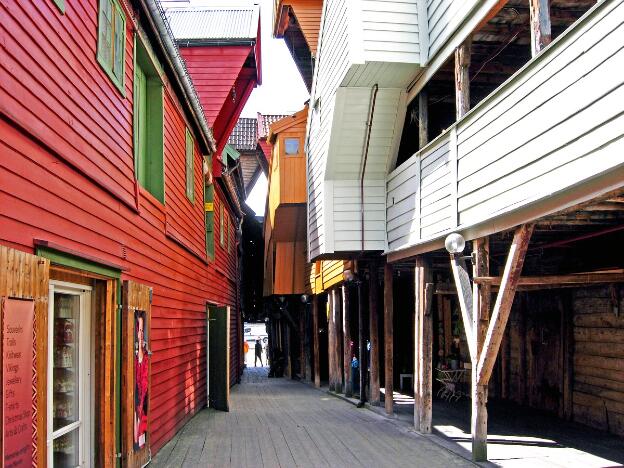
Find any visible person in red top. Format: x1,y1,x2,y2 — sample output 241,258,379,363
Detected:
134,311,149,449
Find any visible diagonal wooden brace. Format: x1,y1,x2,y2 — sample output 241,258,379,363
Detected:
477,224,534,386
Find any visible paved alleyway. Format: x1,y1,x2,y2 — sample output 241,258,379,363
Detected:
152,368,473,467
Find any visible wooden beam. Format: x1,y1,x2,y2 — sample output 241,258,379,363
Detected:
369,260,381,405
529,0,552,56
418,90,428,150
414,257,433,433
384,262,394,415
312,295,320,388
471,237,490,461
455,36,472,119
450,255,476,361
328,292,335,391
342,284,353,397
299,304,306,380
358,276,368,404
335,287,343,393
477,224,534,385
474,272,624,287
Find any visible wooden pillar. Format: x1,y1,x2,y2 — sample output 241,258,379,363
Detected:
328,290,335,390
384,262,394,415
358,276,368,404
300,304,306,380
418,90,428,149
414,256,433,433
529,0,552,57
369,260,381,405
312,295,320,388
342,284,353,397
471,237,490,461
334,287,343,393
455,37,472,120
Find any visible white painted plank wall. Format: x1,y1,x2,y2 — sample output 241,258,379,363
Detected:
332,179,387,251
426,0,476,59
307,0,352,259
456,0,624,226
386,0,624,255
361,0,421,64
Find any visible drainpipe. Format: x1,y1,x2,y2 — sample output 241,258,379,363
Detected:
360,84,379,254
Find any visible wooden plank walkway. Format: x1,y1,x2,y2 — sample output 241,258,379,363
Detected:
151,367,473,467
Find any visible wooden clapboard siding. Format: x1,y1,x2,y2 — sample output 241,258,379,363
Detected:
387,1,624,258
306,0,350,259
330,179,387,252
273,241,307,295
0,0,243,455
456,0,624,224
0,117,240,452
572,286,624,437
386,135,451,251
426,0,476,59
179,45,253,147
0,0,135,209
289,0,323,55
360,0,421,64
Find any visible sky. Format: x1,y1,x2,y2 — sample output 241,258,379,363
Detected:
170,0,310,215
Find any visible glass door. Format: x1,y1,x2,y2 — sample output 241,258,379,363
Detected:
47,283,92,467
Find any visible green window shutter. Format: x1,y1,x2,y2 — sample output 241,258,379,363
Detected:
205,180,215,261
134,65,147,182
98,0,113,69
52,0,65,14
113,5,126,84
185,128,194,203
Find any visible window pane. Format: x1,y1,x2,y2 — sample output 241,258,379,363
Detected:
98,0,113,68
284,138,299,155
113,7,125,81
53,428,79,467
52,293,80,432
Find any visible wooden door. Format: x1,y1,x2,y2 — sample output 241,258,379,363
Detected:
0,246,50,467
208,306,230,411
121,281,152,467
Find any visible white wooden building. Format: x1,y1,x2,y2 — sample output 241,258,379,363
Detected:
306,0,624,262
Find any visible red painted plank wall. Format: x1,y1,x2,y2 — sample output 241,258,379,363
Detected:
0,0,241,455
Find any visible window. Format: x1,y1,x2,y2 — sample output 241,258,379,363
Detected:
185,129,194,203
219,203,225,248
97,0,126,94
134,34,164,203
227,217,232,254
284,137,300,155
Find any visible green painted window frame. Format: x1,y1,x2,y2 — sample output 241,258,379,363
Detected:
204,169,215,261
220,203,225,248
185,128,195,203
97,0,126,95
52,0,65,13
133,33,165,204
36,246,122,278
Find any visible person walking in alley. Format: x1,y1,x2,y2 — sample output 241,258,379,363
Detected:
255,338,263,367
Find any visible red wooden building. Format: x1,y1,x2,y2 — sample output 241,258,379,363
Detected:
0,1,258,466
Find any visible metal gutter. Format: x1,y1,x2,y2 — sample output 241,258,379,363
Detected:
177,39,256,47
141,0,217,154
360,84,379,254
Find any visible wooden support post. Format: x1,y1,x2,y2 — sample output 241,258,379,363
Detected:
334,287,343,393
418,90,428,150
312,295,320,388
384,262,394,415
471,237,490,461
559,293,574,420
529,0,552,57
300,305,306,380
455,36,472,120
414,256,433,433
369,260,380,405
358,277,368,405
328,292,335,391
342,284,353,397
